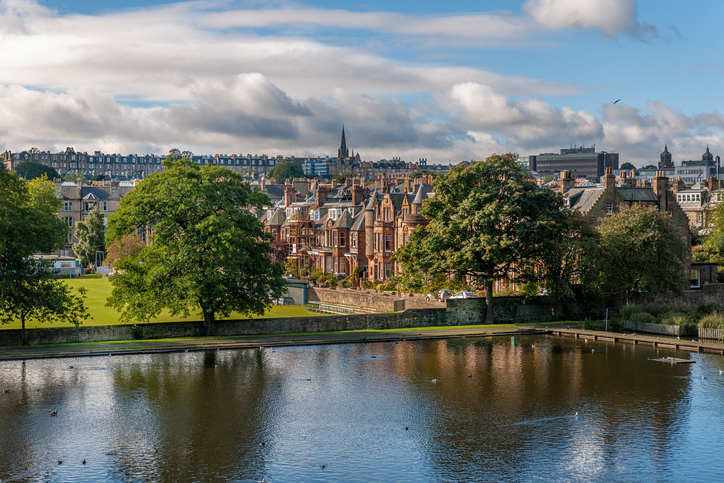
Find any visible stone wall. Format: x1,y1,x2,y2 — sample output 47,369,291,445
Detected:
446,297,616,325
0,309,447,346
655,283,724,305
307,286,441,311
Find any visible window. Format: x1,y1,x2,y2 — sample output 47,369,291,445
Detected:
351,233,357,248
384,233,392,252
64,201,73,211
385,263,392,278
340,231,346,247
63,216,73,228
103,201,108,211
272,228,277,239
606,202,613,215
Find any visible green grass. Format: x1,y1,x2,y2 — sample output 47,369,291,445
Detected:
1,276,322,330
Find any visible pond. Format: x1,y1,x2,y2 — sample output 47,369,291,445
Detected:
1,335,724,482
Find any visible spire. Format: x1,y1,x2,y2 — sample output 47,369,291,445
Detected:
338,125,349,158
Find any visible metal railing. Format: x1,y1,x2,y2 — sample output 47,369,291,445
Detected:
307,303,355,315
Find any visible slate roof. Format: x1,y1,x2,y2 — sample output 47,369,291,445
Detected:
332,210,354,229
268,209,285,226
350,211,365,231
564,188,603,213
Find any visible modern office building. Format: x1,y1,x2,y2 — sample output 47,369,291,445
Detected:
529,145,619,179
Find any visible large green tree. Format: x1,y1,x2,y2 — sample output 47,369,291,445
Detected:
0,172,89,344
15,161,60,181
73,208,106,268
394,153,578,323
267,161,304,184
106,158,285,334
593,204,687,303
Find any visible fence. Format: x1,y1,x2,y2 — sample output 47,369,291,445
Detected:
698,328,723,341
623,320,682,336
306,303,356,315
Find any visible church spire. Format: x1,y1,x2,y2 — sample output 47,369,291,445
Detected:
338,124,349,158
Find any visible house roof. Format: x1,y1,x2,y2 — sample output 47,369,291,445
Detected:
564,188,603,213
268,209,285,226
333,210,354,229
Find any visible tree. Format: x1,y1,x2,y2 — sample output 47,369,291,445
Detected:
15,161,60,181
593,205,687,304
394,153,577,323
267,161,304,184
106,158,285,334
0,172,89,344
409,169,434,179
73,208,106,268
620,162,636,171
65,147,75,154
168,148,182,160
63,172,88,185
105,233,145,269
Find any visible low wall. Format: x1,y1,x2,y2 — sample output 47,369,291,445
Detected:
656,283,724,305
307,287,441,311
446,296,615,325
0,308,448,346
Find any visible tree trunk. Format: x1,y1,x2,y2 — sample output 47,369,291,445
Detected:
21,314,27,346
203,310,215,336
485,280,494,324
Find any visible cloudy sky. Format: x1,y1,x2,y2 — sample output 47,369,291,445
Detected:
0,0,723,166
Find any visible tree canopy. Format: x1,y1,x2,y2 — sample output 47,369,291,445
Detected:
14,161,60,181
591,204,687,303
267,161,304,184
106,158,285,334
394,153,578,323
73,208,106,268
620,162,636,171
0,172,89,344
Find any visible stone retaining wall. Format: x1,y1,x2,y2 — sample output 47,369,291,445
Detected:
307,286,441,311
446,296,615,325
0,309,447,346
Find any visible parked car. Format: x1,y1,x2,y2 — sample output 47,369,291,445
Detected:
449,291,477,299
437,289,454,300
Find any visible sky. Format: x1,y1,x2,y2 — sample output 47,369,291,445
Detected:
1,0,723,167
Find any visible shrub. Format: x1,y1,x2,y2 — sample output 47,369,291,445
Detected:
629,312,657,325
699,311,724,329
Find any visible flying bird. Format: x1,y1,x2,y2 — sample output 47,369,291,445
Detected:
613,99,621,104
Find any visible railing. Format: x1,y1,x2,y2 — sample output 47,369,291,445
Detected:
307,303,355,315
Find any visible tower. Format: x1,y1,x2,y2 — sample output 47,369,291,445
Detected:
338,125,349,158
659,144,672,169
703,146,714,162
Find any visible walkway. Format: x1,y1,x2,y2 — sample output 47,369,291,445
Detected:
0,326,544,361
546,328,724,355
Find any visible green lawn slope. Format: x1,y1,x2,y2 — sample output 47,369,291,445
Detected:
1,275,322,329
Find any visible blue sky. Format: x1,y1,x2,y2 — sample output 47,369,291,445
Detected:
1,0,723,166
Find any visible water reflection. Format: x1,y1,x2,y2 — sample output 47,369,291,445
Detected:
1,336,723,482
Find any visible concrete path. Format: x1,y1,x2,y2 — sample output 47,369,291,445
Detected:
0,326,546,361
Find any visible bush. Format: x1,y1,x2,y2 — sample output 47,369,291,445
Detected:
629,312,657,325
699,311,724,329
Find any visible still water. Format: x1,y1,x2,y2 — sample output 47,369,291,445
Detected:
2,336,724,482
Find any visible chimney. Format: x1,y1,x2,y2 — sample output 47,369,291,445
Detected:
652,171,668,208
331,179,338,189
351,185,363,206
559,170,573,194
602,166,616,192
316,186,328,207
709,175,717,194
284,186,296,209
260,176,266,191
672,176,684,193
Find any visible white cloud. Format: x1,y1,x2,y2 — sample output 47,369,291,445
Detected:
523,0,640,37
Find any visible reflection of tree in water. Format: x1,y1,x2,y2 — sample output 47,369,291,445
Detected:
406,337,692,481
107,349,281,482
0,359,93,479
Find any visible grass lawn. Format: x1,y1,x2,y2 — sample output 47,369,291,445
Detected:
1,275,322,330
